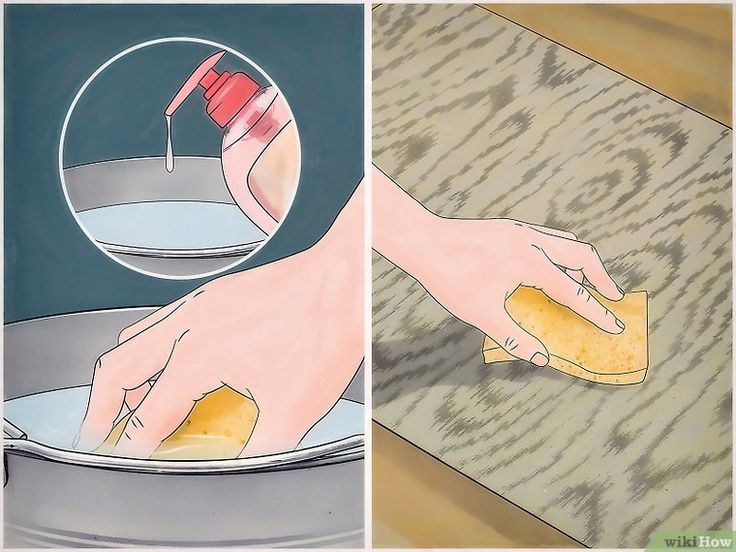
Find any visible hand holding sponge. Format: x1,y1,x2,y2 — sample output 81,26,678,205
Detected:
482,286,649,385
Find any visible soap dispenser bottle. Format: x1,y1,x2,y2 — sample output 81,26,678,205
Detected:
165,50,299,234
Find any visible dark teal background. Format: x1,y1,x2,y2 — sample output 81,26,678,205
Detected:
5,4,363,323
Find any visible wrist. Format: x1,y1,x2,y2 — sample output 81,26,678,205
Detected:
386,205,441,279
372,165,442,278
303,182,365,336
314,182,364,259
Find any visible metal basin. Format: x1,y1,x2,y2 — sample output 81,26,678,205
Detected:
63,157,263,277
4,308,364,547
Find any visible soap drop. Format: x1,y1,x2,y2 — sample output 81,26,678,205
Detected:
165,114,174,173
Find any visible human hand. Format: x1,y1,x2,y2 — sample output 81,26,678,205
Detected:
76,184,364,459
372,166,624,367
414,217,624,365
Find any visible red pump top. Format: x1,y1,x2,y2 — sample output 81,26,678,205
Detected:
164,50,261,128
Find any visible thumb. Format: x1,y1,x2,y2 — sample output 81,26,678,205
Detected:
481,305,549,367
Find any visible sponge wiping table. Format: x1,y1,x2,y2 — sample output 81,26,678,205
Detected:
482,287,649,385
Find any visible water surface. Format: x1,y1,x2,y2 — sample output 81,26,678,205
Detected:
5,386,362,454
77,201,266,250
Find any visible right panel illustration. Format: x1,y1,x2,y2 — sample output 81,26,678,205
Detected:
371,3,731,548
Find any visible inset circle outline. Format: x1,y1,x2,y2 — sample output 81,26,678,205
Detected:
58,36,302,280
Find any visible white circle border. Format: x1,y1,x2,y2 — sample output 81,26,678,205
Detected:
58,36,302,281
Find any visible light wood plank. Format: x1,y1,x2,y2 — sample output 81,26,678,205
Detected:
373,421,581,548
480,4,732,125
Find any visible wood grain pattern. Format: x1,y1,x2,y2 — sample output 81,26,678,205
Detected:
372,421,581,548
372,4,732,547
482,4,733,126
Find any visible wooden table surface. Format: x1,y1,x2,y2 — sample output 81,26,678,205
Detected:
482,4,732,126
372,4,732,547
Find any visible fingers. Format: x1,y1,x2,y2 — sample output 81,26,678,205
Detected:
124,382,152,411
524,222,577,241
479,302,549,366
76,323,179,452
532,234,623,301
520,222,614,291
533,263,625,334
117,297,187,345
566,268,584,284
112,343,212,459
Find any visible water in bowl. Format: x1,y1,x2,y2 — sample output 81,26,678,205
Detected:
76,201,266,251
4,386,363,455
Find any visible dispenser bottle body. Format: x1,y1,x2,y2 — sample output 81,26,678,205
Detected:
165,50,299,235
221,87,298,235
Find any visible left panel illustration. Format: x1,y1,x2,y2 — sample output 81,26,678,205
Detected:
4,3,365,547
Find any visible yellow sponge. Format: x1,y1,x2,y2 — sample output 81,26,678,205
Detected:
482,287,649,385
98,385,259,459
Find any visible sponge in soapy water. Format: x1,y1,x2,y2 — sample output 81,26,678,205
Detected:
97,385,259,459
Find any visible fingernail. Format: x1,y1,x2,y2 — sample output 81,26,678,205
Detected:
615,318,626,331
616,284,625,296
530,352,549,366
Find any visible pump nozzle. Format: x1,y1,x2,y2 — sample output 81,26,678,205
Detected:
164,50,262,128
165,50,225,117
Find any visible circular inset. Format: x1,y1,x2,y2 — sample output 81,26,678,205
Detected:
60,38,301,279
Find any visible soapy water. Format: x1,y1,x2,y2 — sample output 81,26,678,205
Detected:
4,386,363,455
77,201,266,251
